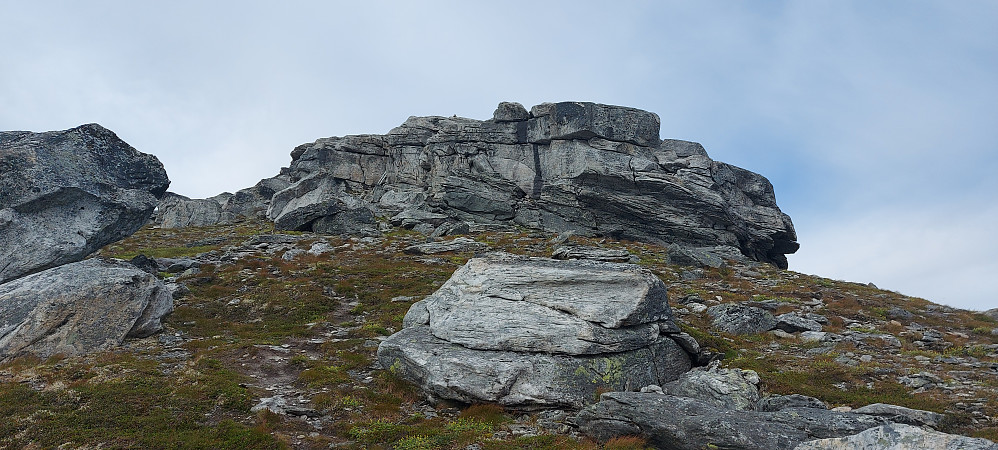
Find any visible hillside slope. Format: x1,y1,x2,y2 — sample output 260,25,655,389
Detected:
1,219,994,449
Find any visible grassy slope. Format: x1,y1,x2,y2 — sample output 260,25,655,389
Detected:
1,219,995,449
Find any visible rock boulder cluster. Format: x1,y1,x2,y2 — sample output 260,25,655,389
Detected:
0,124,173,361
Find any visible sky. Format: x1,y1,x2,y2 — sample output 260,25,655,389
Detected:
2,1,996,310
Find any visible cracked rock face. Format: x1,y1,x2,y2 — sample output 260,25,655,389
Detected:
0,124,170,283
272,101,798,268
377,253,693,409
0,258,173,361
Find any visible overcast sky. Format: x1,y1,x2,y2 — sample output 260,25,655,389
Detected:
3,1,996,310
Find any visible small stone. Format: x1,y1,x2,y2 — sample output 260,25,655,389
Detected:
640,384,664,394
770,329,794,339
800,331,828,343
687,303,708,314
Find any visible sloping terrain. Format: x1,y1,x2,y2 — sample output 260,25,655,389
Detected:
1,219,995,449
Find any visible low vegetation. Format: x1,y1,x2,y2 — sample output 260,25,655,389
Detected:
1,219,995,447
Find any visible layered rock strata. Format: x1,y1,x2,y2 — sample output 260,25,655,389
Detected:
377,252,694,408
267,101,797,268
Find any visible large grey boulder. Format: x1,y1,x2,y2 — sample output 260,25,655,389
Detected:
277,101,798,268
708,303,778,335
402,253,678,355
661,364,761,411
0,124,169,283
378,326,691,409
0,258,173,361
794,423,998,450
378,253,693,408
573,392,890,450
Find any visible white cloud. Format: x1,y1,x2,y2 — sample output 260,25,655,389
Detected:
790,199,998,311
2,1,997,310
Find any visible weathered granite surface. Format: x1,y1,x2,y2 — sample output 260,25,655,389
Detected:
573,391,890,450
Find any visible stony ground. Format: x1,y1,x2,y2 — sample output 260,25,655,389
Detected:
1,219,995,449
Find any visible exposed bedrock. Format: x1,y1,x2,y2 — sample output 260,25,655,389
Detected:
152,173,291,228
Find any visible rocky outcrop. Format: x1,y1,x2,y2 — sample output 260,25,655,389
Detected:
220,174,291,223
573,391,890,450
0,258,173,361
0,124,170,283
377,253,694,408
272,101,798,268
795,423,998,450
153,173,291,228
154,192,224,228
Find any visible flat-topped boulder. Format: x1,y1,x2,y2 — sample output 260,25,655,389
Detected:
405,252,677,354
378,253,693,408
0,124,169,283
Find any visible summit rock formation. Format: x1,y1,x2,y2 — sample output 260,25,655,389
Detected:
158,101,799,268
